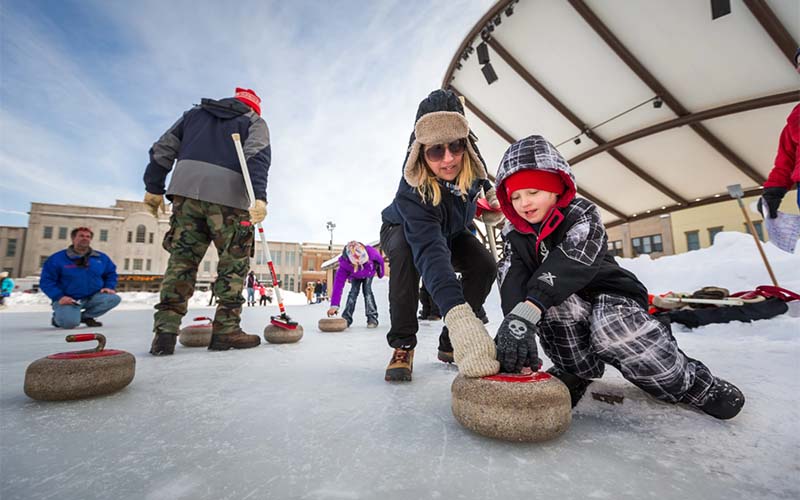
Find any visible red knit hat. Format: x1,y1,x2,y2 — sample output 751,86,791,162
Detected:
234,87,261,115
504,169,565,200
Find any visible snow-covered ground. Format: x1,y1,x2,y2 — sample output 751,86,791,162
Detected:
1,232,798,500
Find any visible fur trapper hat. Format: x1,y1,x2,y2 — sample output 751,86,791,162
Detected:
402,90,487,187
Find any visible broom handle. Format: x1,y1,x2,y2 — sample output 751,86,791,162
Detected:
231,133,286,311
736,198,779,287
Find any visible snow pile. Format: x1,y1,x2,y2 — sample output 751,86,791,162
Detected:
618,231,800,295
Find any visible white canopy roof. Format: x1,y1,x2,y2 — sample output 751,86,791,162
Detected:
444,0,799,226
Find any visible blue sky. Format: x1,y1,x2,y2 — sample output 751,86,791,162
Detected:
0,0,493,243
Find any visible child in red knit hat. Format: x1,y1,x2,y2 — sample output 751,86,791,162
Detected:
492,134,744,420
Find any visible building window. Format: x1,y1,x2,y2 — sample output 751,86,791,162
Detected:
58,227,68,240
203,261,211,272
274,250,282,265
133,258,143,271
744,222,764,241
146,259,152,271
43,226,53,239
256,252,266,265
708,226,723,244
307,258,316,271
149,232,154,244
127,231,132,243
632,234,663,255
607,240,623,257
686,231,700,251
6,238,16,257
99,229,108,242
288,252,295,266
135,225,146,243
289,276,295,292
39,255,48,268
124,258,130,270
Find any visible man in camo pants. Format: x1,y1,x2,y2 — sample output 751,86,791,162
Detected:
143,88,271,355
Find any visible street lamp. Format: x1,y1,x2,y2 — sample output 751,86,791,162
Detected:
326,221,336,251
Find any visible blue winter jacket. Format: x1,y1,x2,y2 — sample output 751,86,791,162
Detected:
144,97,271,210
40,248,118,302
0,277,13,296
382,179,483,316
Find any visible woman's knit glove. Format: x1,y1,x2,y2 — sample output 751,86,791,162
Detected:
481,188,504,226
445,303,500,377
495,302,541,373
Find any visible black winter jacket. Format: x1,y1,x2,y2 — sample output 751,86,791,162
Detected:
498,198,648,315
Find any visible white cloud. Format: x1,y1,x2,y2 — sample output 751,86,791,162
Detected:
0,0,494,244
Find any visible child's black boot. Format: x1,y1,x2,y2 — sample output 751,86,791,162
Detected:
547,366,592,408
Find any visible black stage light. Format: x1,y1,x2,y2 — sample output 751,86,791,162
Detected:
653,96,663,108
711,0,731,20
573,137,581,145
482,62,498,85
505,4,514,17
477,42,490,65
494,15,502,26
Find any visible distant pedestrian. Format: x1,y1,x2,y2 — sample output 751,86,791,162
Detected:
0,271,15,308
246,271,258,307
314,281,323,304
258,284,268,306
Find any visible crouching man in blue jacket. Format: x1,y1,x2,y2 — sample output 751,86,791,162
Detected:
40,227,121,328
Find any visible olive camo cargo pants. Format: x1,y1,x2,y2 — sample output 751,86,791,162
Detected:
153,196,254,336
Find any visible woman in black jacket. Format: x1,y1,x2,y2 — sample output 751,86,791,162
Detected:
379,89,501,382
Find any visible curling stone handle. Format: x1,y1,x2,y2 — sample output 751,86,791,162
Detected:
65,333,106,352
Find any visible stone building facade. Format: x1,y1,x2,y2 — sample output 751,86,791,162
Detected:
16,200,305,292
0,226,27,278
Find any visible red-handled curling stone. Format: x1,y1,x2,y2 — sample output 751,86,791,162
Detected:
178,316,213,347
24,334,135,401
318,318,347,332
451,371,571,442
264,323,303,344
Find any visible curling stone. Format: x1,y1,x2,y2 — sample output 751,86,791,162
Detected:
24,334,135,401
178,316,213,347
318,317,347,332
264,323,304,344
451,371,571,442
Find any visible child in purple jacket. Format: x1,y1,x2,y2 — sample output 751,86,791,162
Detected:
327,241,385,328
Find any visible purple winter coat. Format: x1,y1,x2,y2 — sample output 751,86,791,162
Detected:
330,245,385,307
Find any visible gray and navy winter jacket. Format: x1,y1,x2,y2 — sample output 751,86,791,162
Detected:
144,97,271,210
495,135,647,315
381,90,489,316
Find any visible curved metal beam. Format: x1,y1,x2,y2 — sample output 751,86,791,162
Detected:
605,187,765,229
567,0,766,185
488,38,688,205
569,91,799,165
448,86,630,221
743,0,799,65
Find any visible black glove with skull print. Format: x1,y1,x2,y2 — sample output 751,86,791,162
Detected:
495,302,542,374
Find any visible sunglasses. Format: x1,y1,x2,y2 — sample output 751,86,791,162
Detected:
424,139,466,162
